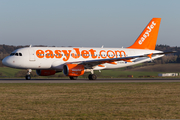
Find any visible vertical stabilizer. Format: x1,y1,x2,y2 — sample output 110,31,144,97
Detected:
128,18,161,50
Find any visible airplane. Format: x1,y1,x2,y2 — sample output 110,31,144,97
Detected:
2,18,175,80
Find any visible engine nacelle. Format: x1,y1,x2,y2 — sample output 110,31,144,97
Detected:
63,64,85,77
36,70,56,76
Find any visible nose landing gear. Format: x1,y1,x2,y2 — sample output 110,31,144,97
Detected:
25,69,32,80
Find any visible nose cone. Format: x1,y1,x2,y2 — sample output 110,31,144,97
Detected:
2,56,25,68
2,56,11,67
2,56,19,68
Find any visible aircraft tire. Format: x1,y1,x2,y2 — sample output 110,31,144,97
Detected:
25,75,31,80
88,74,97,80
69,76,78,80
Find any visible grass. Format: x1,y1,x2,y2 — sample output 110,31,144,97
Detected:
1,63,180,78
130,63,180,72
0,67,161,79
0,83,180,119
0,67,21,77
94,70,160,78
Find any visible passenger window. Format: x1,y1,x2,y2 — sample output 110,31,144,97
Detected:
15,53,18,56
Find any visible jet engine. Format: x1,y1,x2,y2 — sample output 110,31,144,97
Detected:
36,69,56,76
63,64,85,77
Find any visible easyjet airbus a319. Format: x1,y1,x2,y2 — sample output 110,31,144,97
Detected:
2,18,174,80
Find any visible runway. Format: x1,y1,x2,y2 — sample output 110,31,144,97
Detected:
0,78,180,83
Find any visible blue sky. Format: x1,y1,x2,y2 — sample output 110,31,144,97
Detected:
0,0,180,47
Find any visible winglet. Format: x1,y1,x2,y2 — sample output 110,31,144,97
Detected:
128,18,161,50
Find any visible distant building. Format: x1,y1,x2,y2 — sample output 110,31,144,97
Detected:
158,73,179,77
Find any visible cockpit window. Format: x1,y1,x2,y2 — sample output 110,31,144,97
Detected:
10,52,22,56
10,53,15,56
19,53,22,56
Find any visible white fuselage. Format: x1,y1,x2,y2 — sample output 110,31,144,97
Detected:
2,47,163,71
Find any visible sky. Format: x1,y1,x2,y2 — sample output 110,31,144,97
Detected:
0,0,180,48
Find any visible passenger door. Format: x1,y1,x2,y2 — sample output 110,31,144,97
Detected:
29,49,36,61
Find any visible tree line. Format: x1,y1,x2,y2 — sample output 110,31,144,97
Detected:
155,44,180,64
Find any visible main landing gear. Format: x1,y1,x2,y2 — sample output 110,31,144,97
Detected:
88,69,97,80
88,74,97,80
69,70,97,80
25,69,32,80
69,76,78,80
69,74,97,80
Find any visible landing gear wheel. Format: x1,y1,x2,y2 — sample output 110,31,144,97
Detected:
88,74,97,80
25,75,31,80
69,76,78,80
25,69,32,80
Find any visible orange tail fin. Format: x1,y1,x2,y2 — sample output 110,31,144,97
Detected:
128,18,161,50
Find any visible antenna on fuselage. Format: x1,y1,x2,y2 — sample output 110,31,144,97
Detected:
101,45,104,48
29,45,32,47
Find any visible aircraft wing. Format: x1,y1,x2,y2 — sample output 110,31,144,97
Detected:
68,51,176,68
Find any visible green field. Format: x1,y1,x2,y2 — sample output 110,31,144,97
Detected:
0,67,21,77
0,67,161,79
0,83,180,119
1,63,180,78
